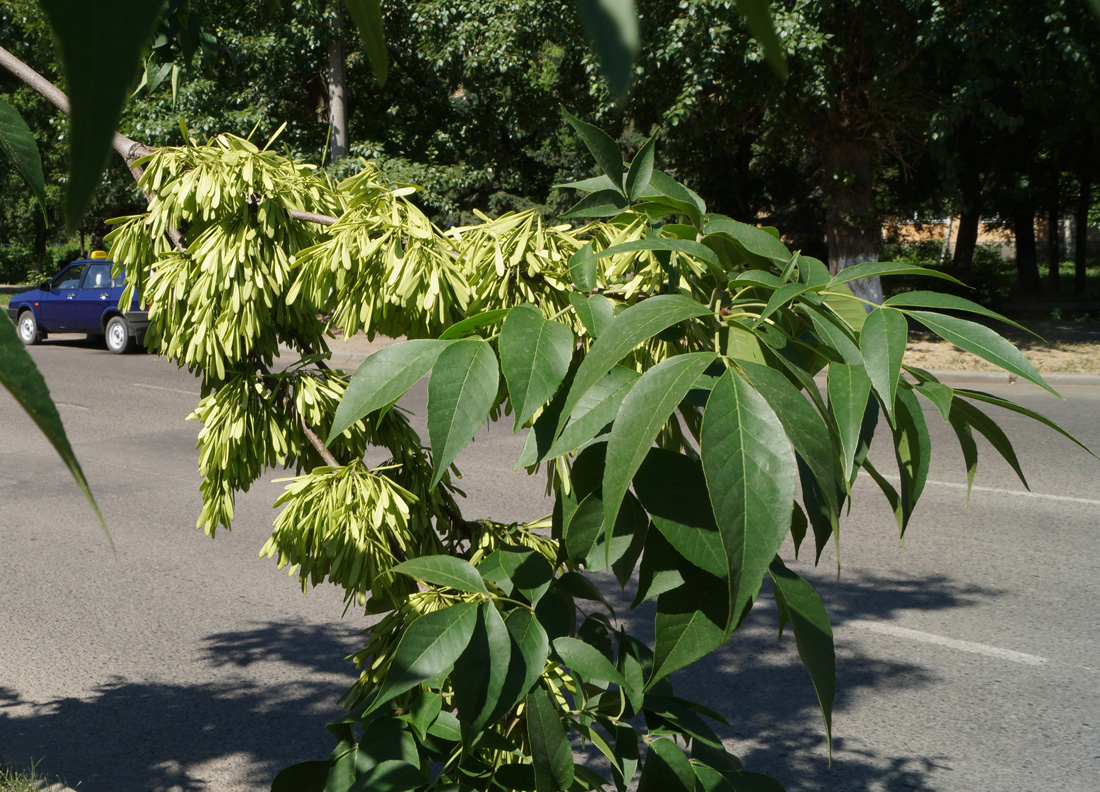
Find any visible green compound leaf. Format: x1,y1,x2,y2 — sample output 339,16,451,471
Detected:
499,304,574,431
427,339,500,486
328,339,452,443
345,0,389,86
391,556,488,595
770,557,836,754
601,352,716,553
0,96,47,221
39,0,163,227
0,316,106,540
366,602,478,716
701,370,796,632
904,311,1059,397
860,306,908,423
526,686,575,792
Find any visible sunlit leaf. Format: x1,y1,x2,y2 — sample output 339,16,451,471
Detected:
860,306,908,423
454,603,511,740
500,305,574,431
391,555,488,595
561,106,625,189
625,133,656,201
427,340,499,486
827,362,872,484
0,96,47,221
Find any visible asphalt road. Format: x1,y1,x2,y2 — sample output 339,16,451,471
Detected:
1,336,1097,791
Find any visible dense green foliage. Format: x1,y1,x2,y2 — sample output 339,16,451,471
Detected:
100,112,1088,791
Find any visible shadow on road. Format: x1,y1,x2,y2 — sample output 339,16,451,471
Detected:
0,621,362,792
0,574,1000,792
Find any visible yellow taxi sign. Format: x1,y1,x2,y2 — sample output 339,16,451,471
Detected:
90,250,108,259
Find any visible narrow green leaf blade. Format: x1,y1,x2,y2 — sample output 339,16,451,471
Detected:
735,0,788,78
427,340,500,486
891,388,932,534
345,0,389,85
391,556,488,595
500,305,574,431
526,687,575,792
860,307,908,422
828,363,872,484
950,399,1030,489
594,238,722,277
329,340,451,443
829,261,965,287
492,609,550,723
561,106,625,190
0,96,47,221
955,389,1095,458
701,370,797,631
367,602,478,715
0,317,106,538
769,557,836,752
454,603,511,740
601,352,716,548
439,308,511,340
39,0,163,227
562,188,629,219
625,133,656,201
575,0,640,103
905,311,1059,397
884,291,1036,336
555,295,712,437
554,636,628,687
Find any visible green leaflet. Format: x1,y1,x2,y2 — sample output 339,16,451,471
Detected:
489,609,550,725
477,546,554,605
891,388,931,535
947,409,979,505
701,370,797,632
499,304,574,431
950,399,1030,489
904,311,1060,397
576,0,640,102
0,317,106,539
860,306,908,423
753,282,820,327
593,238,724,279
649,169,706,224
913,379,954,422
561,106,625,191
569,292,615,338
0,96,47,221
770,557,835,753
328,339,452,443
554,636,628,687
954,388,1095,458
526,687,575,792
39,0,163,226
554,295,712,439
563,189,629,219
391,556,488,595
704,215,792,264
649,569,728,686
884,291,1036,336
348,760,426,791
828,363,872,485
601,352,716,556
543,365,640,462
637,737,695,792
633,449,725,579
365,602,478,715
828,260,965,287
427,340,500,486
453,603,511,741
625,134,656,201
735,0,788,78
438,308,511,339
345,0,388,86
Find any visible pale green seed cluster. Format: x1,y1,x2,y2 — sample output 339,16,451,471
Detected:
262,461,420,604
291,166,471,340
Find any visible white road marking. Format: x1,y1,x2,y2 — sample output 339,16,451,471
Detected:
871,472,1100,508
132,383,198,397
846,620,1048,665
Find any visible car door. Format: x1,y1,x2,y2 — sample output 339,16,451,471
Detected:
35,263,86,331
69,262,118,333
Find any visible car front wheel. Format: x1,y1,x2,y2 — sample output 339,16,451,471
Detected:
105,315,135,354
17,310,41,346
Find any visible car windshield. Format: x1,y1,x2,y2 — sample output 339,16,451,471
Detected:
50,264,85,290
82,263,114,289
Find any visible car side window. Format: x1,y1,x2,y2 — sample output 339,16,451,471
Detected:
51,264,85,290
81,263,113,289
110,267,126,288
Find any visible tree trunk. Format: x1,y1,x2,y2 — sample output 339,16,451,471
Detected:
823,136,882,305
1047,175,1059,290
952,162,983,279
327,1,348,161
1076,166,1091,295
1013,208,1042,294
939,215,954,266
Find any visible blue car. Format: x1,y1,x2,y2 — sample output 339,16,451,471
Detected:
6,252,149,354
